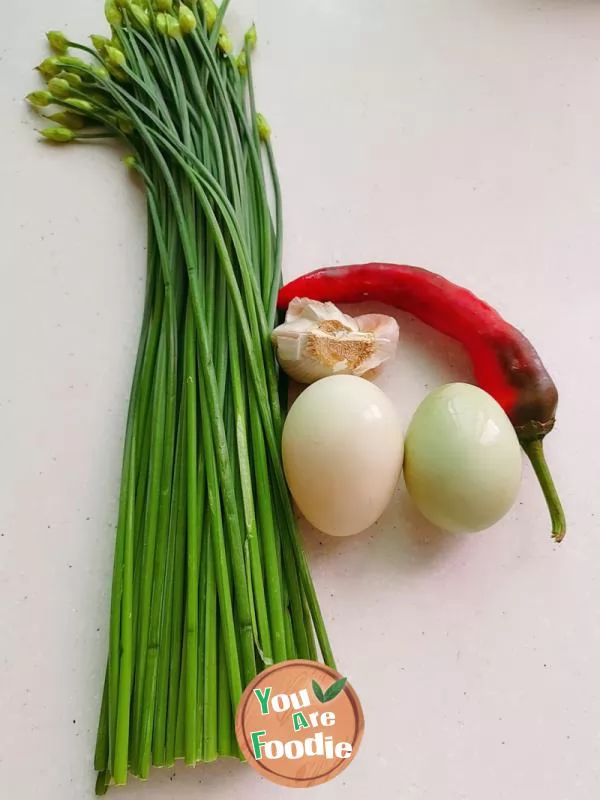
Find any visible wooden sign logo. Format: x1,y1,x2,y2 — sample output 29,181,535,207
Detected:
235,660,364,788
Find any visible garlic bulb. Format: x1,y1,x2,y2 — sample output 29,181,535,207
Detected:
271,298,399,384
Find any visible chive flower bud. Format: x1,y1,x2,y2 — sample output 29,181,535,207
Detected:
166,15,182,38
155,0,173,9
236,51,247,76
90,92,112,106
130,4,150,28
105,46,126,68
218,29,233,55
91,34,111,54
245,24,257,50
56,70,82,88
201,0,217,32
123,154,137,169
155,12,168,35
26,90,54,108
92,65,110,80
48,77,72,98
46,110,87,130
40,126,75,143
256,113,271,142
67,98,95,113
57,55,86,68
179,4,197,34
37,57,61,79
117,115,134,134
105,0,123,26
46,31,69,54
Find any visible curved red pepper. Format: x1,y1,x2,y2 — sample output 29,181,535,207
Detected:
278,263,565,542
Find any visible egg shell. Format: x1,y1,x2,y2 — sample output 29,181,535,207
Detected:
282,375,404,537
403,382,523,533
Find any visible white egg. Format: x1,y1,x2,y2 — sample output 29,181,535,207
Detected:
282,375,404,537
404,382,523,533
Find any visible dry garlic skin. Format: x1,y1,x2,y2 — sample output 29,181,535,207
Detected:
271,298,399,384
282,375,404,536
404,383,523,533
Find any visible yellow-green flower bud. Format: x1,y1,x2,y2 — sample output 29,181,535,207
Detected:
245,23,257,50
91,34,111,54
48,77,71,98
155,12,168,35
92,65,110,80
105,46,126,68
56,70,82,89
166,14,182,38
105,0,123,26
236,51,247,76
67,98,95,113
107,65,127,82
179,4,197,34
155,0,172,9
26,90,54,108
130,4,150,28
57,55,86,68
201,0,217,32
92,92,113,106
37,57,61,79
115,0,129,8
46,31,69,54
123,154,137,169
47,111,87,130
40,126,75,143
256,113,271,142
217,29,233,55
118,117,134,134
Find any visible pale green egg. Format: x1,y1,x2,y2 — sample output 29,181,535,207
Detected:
404,383,522,533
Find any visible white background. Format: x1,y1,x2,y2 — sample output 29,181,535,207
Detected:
1,1,599,798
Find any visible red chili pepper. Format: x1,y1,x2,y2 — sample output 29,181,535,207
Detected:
278,263,565,542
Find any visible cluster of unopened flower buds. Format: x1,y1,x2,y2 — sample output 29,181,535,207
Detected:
25,0,254,144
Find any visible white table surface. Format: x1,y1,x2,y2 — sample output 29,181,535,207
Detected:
1,1,599,798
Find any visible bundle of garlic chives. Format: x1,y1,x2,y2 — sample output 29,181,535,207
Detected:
28,1,334,792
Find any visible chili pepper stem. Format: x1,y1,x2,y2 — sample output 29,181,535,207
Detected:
521,438,566,543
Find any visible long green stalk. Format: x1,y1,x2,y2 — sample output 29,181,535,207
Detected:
217,631,233,757
183,303,199,765
164,403,187,767
202,543,218,762
29,6,337,792
131,323,167,769
112,435,135,784
153,406,183,766
195,506,209,760
136,186,179,779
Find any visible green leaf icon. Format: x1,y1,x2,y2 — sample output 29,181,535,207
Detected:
323,677,347,703
312,679,326,703
312,676,348,704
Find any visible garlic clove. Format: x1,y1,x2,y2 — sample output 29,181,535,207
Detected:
356,313,399,338
285,297,360,329
271,297,400,384
354,313,400,377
